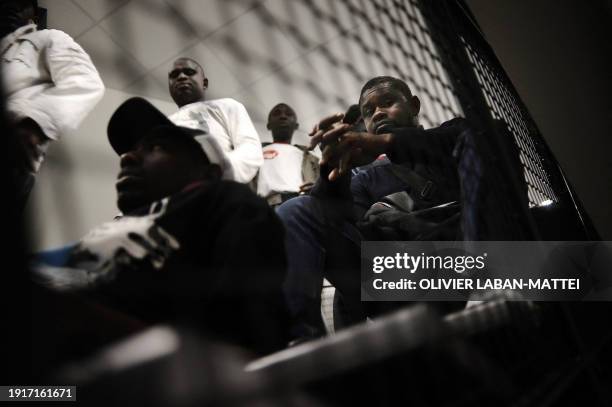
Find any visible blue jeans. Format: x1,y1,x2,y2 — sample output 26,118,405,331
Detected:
276,195,363,339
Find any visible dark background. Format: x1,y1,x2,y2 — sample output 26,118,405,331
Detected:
467,0,612,239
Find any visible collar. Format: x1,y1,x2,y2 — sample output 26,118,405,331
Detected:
181,180,207,193
1,23,37,55
176,99,207,111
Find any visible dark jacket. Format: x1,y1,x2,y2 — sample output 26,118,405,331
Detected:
35,181,291,355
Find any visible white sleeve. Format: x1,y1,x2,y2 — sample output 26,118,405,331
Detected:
223,99,263,183
7,30,105,140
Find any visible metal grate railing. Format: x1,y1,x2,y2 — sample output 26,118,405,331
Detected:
462,37,557,207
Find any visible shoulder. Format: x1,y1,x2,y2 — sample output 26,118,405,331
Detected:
44,29,73,40
437,117,470,131
292,144,319,159
207,97,245,110
292,144,309,152
211,181,269,207
204,98,250,119
174,181,270,216
213,182,278,223
174,101,204,111
36,29,78,47
170,102,205,119
412,117,470,142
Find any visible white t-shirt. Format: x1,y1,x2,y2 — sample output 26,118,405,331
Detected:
257,143,304,198
169,98,263,183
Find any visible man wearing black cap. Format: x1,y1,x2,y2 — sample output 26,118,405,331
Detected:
31,97,290,355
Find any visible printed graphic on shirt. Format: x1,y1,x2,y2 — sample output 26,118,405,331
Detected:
263,149,278,159
257,143,304,197
31,198,180,291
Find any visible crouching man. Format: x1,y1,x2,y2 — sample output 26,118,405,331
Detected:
31,98,290,356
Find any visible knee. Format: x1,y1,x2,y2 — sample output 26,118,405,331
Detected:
276,195,317,227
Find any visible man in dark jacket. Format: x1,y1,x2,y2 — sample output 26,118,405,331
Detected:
32,98,290,356
277,76,476,339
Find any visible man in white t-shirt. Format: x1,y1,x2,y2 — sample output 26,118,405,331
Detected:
167,57,262,183
257,103,319,206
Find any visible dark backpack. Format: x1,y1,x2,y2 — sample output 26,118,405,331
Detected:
357,164,461,241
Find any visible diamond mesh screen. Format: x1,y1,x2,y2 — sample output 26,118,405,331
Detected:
253,0,465,127
462,37,558,207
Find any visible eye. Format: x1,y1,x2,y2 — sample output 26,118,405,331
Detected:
142,143,161,152
184,68,196,76
380,97,395,107
168,70,179,79
140,138,170,152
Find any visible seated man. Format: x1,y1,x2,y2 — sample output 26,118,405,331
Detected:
167,57,262,183
256,103,319,207
31,98,290,356
277,76,477,339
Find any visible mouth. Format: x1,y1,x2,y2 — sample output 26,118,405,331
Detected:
116,172,145,193
373,120,396,134
174,83,192,92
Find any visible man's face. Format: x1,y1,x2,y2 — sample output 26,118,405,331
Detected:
0,1,36,36
116,130,205,213
168,59,207,108
267,103,298,143
360,84,420,134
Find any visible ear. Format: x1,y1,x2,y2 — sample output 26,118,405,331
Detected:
266,122,271,130
203,77,209,89
294,122,299,130
410,95,421,116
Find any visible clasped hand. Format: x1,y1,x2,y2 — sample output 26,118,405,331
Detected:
308,113,392,181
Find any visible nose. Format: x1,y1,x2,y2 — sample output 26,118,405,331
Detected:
371,106,387,124
119,149,141,169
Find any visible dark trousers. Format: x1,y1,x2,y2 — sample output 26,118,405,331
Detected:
277,196,364,339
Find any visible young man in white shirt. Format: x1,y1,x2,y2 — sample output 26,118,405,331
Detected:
167,57,262,183
1,0,105,203
256,103,319,207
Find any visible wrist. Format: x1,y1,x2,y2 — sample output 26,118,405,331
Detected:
380,132,395,152
18,118,49,143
